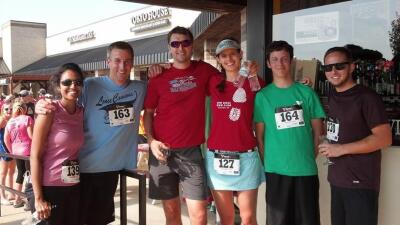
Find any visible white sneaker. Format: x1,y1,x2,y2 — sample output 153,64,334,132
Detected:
21,217,32,225
21,216,43,225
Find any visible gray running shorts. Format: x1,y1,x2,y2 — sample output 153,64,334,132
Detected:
149,145,209,200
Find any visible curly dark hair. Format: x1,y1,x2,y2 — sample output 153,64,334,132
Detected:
51,63,84,97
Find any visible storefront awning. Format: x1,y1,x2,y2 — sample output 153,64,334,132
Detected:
13,10,219,78
14,34,169,76
119,0,246,13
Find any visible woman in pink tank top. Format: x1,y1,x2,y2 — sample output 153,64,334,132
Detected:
4,101,34,208
30,63,84,225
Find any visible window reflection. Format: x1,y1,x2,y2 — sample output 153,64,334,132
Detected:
273,0,400,60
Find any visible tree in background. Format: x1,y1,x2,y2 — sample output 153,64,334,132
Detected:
389,12,400,73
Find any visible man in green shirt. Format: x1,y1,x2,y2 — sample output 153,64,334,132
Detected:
254,40,325,225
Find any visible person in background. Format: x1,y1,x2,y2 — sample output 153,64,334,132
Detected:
0,102,16,205
37,89,47,100
30,63,84,224
19,90,35,119
319,46,392,225
138,110,147,144
4,101,34,208
204,38,265,225
0,94,5,111
254,40,325,225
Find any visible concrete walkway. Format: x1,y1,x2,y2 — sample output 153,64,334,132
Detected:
0,178,217,225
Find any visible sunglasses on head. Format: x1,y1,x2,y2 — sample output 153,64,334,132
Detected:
170,40,192,48
60,79,83,86
322,62,350,72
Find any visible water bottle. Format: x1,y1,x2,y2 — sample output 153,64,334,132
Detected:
239,61,261,91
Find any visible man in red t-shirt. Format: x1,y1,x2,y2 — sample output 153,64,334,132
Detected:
143,26,220,225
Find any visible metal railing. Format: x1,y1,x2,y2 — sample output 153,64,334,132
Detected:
120,169,147,225
0,152,147,225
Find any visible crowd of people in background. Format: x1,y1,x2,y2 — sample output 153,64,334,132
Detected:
0,88,48,208
0,25,394,225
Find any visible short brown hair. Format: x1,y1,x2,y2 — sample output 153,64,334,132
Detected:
324,46,353,63
266,40,294,63
107,41,134,58
167,26,194,44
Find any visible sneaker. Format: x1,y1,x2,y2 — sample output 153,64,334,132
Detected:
1,199,13,205
21,216,40,225
21,217,32,225
13,200,25,208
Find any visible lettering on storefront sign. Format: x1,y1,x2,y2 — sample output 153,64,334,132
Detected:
130,7,171,33
0,78,9,85
67,31,96,44
390,119,400,146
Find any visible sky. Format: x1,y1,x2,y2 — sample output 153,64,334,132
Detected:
0,0,146,37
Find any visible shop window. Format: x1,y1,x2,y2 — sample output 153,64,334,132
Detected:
272,0,400,145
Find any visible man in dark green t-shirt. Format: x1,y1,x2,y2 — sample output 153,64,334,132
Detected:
254,41,325,225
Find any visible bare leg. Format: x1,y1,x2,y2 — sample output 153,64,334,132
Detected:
237,189,259,225
211,190,235,225
162,197,183,225
186,198,208,225
0,160,7,199
7,160,16,200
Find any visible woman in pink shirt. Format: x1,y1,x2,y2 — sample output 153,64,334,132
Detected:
4,101,34,208
30,63,84,224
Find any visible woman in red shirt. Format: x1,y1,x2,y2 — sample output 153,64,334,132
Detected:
205,38,265,225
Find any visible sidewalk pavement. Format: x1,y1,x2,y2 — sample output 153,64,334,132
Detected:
0,178,217,225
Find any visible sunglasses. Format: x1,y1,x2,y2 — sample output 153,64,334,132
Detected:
3,108,10,111
170,40,192,48
322,62,350,72
60,79,83,86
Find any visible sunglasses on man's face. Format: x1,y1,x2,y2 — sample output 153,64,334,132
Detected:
60,79,83,87
169,40,192,48
4,108,10,111
322,62,350,72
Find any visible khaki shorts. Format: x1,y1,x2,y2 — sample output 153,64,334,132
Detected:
149,146,209,200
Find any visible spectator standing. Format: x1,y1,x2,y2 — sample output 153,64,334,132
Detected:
4,101,34,208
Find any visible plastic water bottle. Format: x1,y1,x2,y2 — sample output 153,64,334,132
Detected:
31,205,57,223
239,61,261,91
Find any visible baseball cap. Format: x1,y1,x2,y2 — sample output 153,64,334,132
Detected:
19,90,30,97
215,39,241,55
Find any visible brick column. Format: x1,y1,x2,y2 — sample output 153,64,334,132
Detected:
241,8,247,60
203,39,219,69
